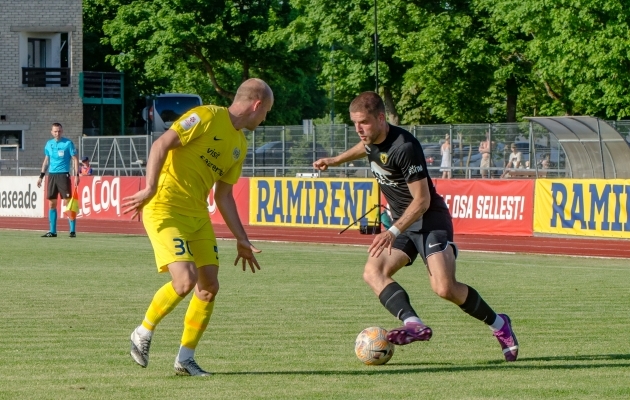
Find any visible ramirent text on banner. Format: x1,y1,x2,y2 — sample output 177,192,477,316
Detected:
434,179,534,236
250,178,380,228
534,179,630,239
0,176,44,217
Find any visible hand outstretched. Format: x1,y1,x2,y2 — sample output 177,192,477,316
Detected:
234,239,262,273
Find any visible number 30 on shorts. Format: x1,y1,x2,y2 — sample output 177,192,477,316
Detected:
173,238,193,256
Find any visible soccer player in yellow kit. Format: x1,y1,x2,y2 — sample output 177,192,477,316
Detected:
122,78,273,376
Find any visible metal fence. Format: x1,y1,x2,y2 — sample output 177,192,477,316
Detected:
13,121,628,178
235,122,569,179
80,136,150,176
0,144,19,176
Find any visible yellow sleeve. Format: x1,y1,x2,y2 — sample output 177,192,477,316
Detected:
171,107,213,146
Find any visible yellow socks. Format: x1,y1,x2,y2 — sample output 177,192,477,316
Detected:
181,294,215,349
141,282,184,332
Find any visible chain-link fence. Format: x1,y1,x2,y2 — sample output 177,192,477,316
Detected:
55,120,630,178
236,121,575,179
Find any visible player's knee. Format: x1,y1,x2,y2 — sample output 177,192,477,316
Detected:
200,280,219,296
362,265,380,286
431,282,457,301
171,278,197,297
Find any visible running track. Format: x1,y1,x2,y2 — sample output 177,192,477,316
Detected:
1,217,628,258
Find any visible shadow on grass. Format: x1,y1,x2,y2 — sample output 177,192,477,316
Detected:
213,354,630,376
515,353,630,362
477,353,630,366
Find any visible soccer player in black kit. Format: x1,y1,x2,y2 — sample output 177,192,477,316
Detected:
313,92,518,362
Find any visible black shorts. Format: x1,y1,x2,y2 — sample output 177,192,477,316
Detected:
392,209,458,266
47,173,72,200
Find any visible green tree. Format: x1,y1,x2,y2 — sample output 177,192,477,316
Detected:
288,0,412,124
480,0,630,118
397,3,496,123
102,0,326,124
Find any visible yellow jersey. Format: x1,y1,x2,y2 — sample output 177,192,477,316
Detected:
146,105,247,217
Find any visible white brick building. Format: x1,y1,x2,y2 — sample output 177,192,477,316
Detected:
0,0,83,174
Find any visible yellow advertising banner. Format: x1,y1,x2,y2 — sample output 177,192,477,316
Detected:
249,178,380,228
534,179,630,238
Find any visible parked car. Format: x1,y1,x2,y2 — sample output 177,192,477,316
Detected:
142,93,202,133
245,141,328,166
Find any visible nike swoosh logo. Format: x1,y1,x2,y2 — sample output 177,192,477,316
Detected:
214,136,222,140
428,243,440,248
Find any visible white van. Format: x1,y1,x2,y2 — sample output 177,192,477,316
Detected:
142,93,202,133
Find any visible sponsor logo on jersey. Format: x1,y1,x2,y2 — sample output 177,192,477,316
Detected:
380,153,388,164
180,113,201,130
199,155,225,176
407,164,423,175
207,148,221,159
370,161,397,187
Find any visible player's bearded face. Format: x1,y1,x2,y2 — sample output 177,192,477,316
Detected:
350,111,386,145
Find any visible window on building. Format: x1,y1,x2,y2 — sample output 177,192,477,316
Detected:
0,131,23,150
28,38,47,68
21,32,70,87
60,33,69,68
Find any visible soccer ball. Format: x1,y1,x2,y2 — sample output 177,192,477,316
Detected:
354,326,395,365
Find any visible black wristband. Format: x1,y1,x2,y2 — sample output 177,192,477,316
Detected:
39,172,45,179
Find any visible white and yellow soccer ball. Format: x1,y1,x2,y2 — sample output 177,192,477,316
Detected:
354,326,395,365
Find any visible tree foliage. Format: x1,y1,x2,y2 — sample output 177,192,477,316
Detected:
83,0,630,128
478,0,630,118
101,0,326,124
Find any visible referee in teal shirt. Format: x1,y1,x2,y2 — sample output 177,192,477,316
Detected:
36,123,80,237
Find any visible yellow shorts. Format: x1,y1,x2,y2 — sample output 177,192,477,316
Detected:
143,207,219,273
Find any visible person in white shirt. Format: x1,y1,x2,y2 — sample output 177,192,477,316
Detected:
500,144,522,178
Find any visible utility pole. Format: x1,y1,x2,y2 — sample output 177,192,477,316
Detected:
374,0,379,93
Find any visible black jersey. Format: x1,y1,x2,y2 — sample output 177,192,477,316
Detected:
366,124,450,223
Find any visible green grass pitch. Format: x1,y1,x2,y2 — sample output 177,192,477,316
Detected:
0,229,628,399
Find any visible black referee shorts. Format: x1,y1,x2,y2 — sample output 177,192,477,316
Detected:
47,173,72,200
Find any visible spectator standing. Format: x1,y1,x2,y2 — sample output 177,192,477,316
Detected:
479,131,493,178
440,134,452,179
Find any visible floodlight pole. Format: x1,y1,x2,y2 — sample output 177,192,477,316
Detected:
374,0,379,93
